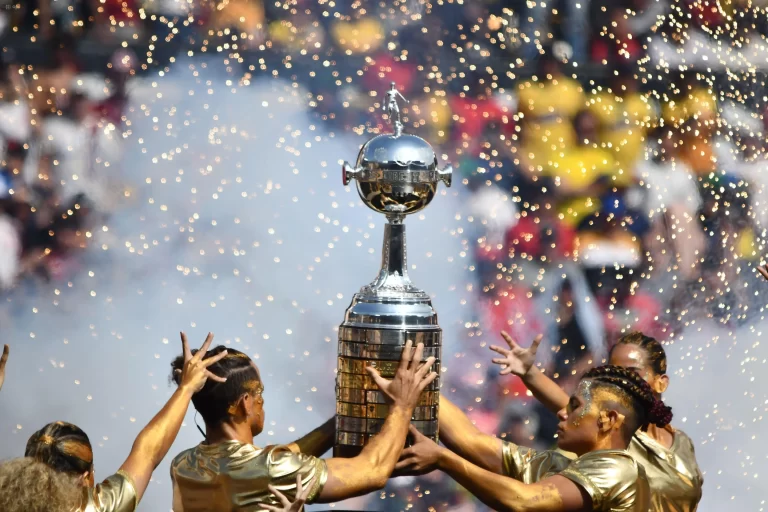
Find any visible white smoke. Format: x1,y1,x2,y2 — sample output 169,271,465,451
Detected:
0,55,764,512
0,57,470,510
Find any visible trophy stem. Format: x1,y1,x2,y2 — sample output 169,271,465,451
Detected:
362,213,421,295
382,213,406,277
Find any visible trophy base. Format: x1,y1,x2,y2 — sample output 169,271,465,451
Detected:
334,296,441,456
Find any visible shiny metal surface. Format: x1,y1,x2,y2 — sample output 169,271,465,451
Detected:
335,84,451,457
338,341,441,359
342,134,452,217
338,327,442,345
336,388,440,406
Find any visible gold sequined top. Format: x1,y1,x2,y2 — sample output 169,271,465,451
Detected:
171,441,328,511
629,430,703,512
502,442,650,512
82,470,138,512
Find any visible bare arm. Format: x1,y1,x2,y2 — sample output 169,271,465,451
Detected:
315,340,437,503
316,404,413,502
520,367,570,414
438,397,504,473
491,333,569,414
437,447,590,512
119,333,227,503
286,417,335,457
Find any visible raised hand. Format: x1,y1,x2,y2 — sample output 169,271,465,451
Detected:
0,344,8,392
263,475,316,512
758,264,768,281
366,340,437,410
394,425,442,476
175,332,228,394
489,332,543,377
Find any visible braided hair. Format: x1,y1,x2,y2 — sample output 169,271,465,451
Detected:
583,365,673,434
25,421,93,476
170,346,261,426
611,331,667,375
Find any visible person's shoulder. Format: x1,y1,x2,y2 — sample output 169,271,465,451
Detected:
560,450,645,510
574,449,642,473
672,428,693,442
671,429,699,455
265,444,306,464
265,445,323,477
171,445,197,464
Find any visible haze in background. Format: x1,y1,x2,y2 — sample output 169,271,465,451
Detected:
0,57,765,511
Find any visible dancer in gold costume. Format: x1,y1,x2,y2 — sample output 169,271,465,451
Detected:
487,330,703,512
169,340,437,511
397,365,671,511
25,332,228,512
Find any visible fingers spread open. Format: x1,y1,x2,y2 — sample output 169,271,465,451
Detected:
411,343,425,370
298,476,315,500
491,358,507,365
529,334,543,354
500,331,519,350
394,458,414,471
417,371,438,391
415,356,436,378
398,340,414,371
180,332,192,361
202,349,228,367
197,332,215,358
489,345,510,356
365,366,386,388
267,485,291,508
205,370,227,383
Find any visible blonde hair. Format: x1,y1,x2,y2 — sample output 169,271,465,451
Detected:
0,457,83,512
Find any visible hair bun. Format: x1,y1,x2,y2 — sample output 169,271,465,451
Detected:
649,399,673,428
170,355,185,386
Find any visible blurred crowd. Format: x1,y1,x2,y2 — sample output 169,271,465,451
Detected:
1,0,767,510
0,37,133,294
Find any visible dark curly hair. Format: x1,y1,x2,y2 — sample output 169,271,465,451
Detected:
25,421,93,476
583,365,673,437
611,331,667,375
170,346,261,427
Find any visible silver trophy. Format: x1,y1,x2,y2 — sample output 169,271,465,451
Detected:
334,84,452,456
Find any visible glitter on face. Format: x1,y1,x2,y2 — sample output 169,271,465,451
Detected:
572,379,595,426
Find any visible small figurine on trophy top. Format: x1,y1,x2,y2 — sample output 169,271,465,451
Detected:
382,82,409,135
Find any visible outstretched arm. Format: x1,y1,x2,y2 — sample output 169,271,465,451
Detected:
315,341,438,503
438,447,589,512
438,397,504,473
119,333,228,503
491,332,569,414
286,417,335,457
399,428,588,511
396,91,409,103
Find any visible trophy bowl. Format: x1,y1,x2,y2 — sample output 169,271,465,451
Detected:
343,133,452,217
